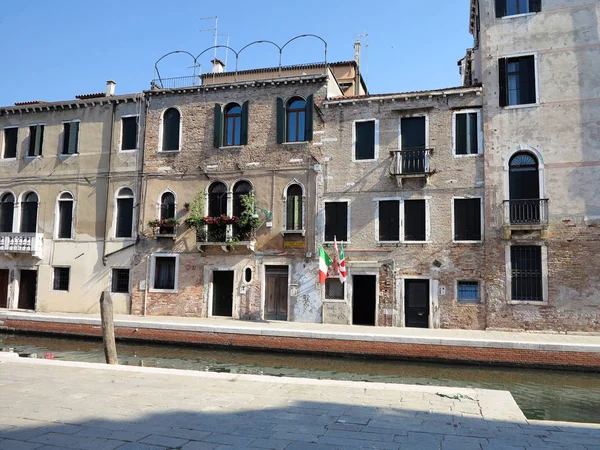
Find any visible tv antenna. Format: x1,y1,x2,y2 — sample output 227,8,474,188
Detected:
200,16,219,61
357,32,369,86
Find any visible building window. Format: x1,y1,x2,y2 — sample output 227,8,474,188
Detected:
325,202,348,242
286,184,303,231
208,182,228,217
496,0,541,18
20,192,38,233
159,191,176,234
57,192,74,239
161,108,180,151
244,267,252,284
454,112,480,156
115,187,134,238
325,278,344,300
511,246,543,301
121,117,138,151
454,198,482,242
28,124,44,157
277,95,313,143
400,116,427,173
499,56,537,107
62,121,79,155
3,127,18,159
508,152,541,224
214,102,249,148
224,103,242,146
111,268,130,294
53,267,70,291
378,200,400,242
457,280,481,303
354,120,377,161
404,199,426,241
153,256,177,291
0,192,15,232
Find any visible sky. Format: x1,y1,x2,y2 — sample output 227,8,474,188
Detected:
0,0,473,106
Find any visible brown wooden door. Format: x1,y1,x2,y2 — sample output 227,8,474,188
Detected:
18,270,37,310
265,266,288,321
0,269,9,308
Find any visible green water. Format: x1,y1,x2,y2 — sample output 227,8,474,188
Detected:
1,333,598,424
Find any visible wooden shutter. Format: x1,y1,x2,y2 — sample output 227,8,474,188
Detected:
495,0,506,17
401,117,426,149
520,56,536,104
276,97,285,144
213,103,223,148
498,58,508,107
68,122,79,154
404,200,426,241
336,202,348,241
529,0,541,13
325,203,335,241
468,113,478,154
355,121,376,160
0,202,14,232
305,94,314,142
379,200,399,241
34,125,43,156
240,101,249,145
455,114,467,155
454,200,468,241
20,201,38,233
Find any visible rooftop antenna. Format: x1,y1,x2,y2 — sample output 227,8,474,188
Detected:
357,32,369,87
200,16,219,60
217,34,231,70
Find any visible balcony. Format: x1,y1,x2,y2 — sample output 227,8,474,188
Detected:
390,149,433,186
195,224,255,252
0,233,43,258
503,199,549,237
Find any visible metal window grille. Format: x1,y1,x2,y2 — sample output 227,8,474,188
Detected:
53,267,70,291
511,246,543,301
457,280,480,303
111,269,130,293
325,278,344,300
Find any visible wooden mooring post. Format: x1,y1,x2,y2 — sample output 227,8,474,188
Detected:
100,291,118,365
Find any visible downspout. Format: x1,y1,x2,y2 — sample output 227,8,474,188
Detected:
102,100,117,266
140,93,150,316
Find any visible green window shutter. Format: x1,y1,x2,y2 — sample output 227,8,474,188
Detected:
498,58,508,107
68,122,79,154
468,113,478,154
213,103,223,148
305,94,314,142
455,114,467,155
34,125,43,156
520,56,536,104
240,101,249,145
276,97,285,144
62,123,70,154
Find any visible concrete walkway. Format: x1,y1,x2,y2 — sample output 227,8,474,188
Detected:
1,354,599,450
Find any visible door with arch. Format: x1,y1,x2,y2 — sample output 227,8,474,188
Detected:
509,152,541,224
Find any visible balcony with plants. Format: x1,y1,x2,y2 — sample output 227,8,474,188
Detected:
148,217,180,238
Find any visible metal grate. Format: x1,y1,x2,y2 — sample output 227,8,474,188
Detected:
325,278,344,300
511,246,543,301
111,268,130,294
457,280,480,303
53,267,70,291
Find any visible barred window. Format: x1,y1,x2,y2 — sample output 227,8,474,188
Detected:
111,268,130,294
511,246,543,301
53,267,70,291
325,278,344,300
457,280,480,303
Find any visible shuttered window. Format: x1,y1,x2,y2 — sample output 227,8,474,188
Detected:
162,108,180,151
3,128,18,159
401,117,426,150
57,193,74,239
325,202,348,242
115,187,134,238
20,192,38,233
454,198,482,241
277,96,313,143
499,55,536,107
404,199,426,241
121,117,138,151
379,200,400,241
62,122,79,155
28,125,44,156
496,0,541,18
455,112,479,155
511,246,543,301
355,120,376,160
286,184,303,231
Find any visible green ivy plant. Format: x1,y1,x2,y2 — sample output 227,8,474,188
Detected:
184,189,206,229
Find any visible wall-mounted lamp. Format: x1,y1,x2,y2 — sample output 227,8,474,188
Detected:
252,206,273,221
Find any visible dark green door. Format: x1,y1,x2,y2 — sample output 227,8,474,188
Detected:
212,271,233,317
405,279,429,328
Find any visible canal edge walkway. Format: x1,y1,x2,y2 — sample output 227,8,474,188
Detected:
1,354,599,450
1,310,599,370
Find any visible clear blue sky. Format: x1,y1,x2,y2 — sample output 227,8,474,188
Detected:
0,0,473,106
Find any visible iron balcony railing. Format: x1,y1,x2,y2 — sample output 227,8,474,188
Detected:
503,199,549,226
390,149,432,176
151,75,202,90
0,233,43,258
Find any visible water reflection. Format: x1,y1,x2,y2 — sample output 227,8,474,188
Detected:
1,333,598,424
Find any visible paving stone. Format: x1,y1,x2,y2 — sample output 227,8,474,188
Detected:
248,437,291,449
29,433,124,450
115,444,170,450
139,434,190,447
0,438,44,449
75,427,150,442
181,442,219,450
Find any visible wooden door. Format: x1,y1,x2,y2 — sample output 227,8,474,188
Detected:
18,270,37,310
212,271,233,317
0,269,9,308
352,275,376,326
405,279,429,328
265,266,288,321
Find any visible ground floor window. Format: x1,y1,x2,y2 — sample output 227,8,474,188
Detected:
457,280,480,303
511,246,542,301
325,278,344,300
111,268,130,293
152,256,177,291
53,267,70,291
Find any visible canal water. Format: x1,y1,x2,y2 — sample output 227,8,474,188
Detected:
1,333,599,424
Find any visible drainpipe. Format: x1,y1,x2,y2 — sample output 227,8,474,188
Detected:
102,100,117,266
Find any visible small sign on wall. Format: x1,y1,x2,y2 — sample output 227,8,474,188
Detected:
284,241,305,249
139,280,146,290
440,286,446,295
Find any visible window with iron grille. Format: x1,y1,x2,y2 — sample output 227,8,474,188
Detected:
511,246,543,301
454,198,482,241
111,268,130,293
404,199,426,241
454,112,479,155
496,0,541,18
499,56,536,107
28,125,44,156
3,127,18,159
53,267,70,291
354,120,376,160
121,117,138,151
62,121,79,155
457,280,481,303
378,200,400,241
325,202,348,242
325,278,344,300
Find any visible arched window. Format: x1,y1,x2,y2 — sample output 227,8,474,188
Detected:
57,192,74,239
159,191,176,234
208,182,227,217
224,103,242,146
509,152,540,223
232,181,252,218
286,184,303,231
20,192,38,233
0,192,15,232
286,97,306,143
115,187,134,238
162,108,181,151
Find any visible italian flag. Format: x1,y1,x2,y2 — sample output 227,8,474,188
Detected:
338,242,347,283
319,246,331,284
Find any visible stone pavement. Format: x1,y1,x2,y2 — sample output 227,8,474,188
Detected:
1,354,599,450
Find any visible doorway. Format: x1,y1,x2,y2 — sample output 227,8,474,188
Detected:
352,275,376,326
212,271,233,317
18,270,37,310
0,269,9,308
405,279,429,328
264,265,289,321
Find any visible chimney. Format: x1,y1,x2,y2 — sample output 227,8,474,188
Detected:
106,80,116,96
353,41,361,96
211,59,225,74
